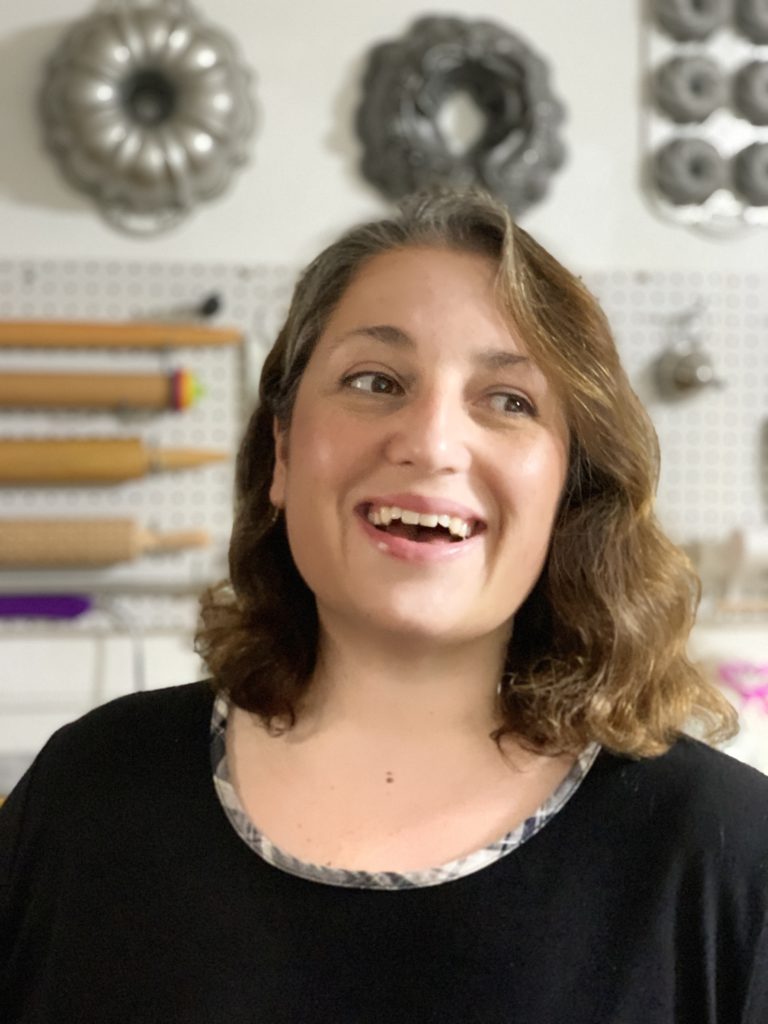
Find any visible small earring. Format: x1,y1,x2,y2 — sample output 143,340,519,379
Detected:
269,504,281,525
496,673,512,697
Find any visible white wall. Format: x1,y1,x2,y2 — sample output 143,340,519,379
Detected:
0,1,766,779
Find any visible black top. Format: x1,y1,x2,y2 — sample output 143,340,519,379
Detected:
1,681,767,1024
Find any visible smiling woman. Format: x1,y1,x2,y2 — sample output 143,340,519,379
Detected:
2,189,767,1024
202,190,728,760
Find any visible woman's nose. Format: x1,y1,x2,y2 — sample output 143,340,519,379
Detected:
383,389,472,474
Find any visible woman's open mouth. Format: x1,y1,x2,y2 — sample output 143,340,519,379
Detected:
359,503,485,545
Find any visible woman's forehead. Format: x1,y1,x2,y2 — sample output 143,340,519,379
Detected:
342,244,498,294
320,246,518,348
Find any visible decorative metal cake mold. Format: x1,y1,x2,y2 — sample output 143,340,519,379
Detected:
355,15,567,215
645,0,768,234
39,0,256,235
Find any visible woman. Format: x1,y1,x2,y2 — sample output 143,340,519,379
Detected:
1,190,766,1022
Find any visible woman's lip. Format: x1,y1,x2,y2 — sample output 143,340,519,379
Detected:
357,493,484,523
356,509,483,563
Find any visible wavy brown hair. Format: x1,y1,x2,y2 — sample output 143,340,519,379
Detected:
196,188,737,757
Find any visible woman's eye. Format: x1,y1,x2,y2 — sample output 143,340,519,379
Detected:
488,392,536,416
342,372,402,395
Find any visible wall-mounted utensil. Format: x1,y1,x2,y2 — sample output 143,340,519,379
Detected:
0,518,210,567
0,320,241,349
0,438,227,484
654,301,725,399
0,369,202,412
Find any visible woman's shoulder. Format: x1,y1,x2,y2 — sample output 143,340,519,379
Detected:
20,681,215,803
595,734,768,863
616,733,768,803
0,683,218,891
78,677,214,730
50,679,213,751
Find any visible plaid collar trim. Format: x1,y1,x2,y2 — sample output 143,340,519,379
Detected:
211,693,601,891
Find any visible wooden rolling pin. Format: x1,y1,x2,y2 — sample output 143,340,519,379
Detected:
0,320,241,349
0,369,202,411
0,438,228,483
0,518,210,566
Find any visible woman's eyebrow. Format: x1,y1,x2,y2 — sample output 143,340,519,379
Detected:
332,324,415,349
331,325,532,370
476,349,532,371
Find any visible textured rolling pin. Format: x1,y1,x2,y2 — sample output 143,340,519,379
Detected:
0,518,210,566
0,320,241,349
0,369,203,411
0,438,227,483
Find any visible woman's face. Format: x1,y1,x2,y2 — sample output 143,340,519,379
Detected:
270,245,570,649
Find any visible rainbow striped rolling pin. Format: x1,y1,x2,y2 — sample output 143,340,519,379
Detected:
0,369,203,411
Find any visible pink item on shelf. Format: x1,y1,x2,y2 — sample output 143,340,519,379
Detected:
717,661,768,712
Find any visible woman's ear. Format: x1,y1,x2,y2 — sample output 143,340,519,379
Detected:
269,417,287,508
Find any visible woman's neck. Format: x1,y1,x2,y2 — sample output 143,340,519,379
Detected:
292,616,512,745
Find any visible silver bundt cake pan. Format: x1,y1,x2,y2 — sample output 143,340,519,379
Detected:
40,0,256,233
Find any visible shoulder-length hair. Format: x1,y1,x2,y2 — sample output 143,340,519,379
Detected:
196,188,737,757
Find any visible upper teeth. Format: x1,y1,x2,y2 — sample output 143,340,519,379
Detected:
367,505,472,539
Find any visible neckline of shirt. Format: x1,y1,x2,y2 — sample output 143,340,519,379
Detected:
210,694,601,891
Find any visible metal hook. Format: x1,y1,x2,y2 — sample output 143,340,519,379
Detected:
654,299,725,400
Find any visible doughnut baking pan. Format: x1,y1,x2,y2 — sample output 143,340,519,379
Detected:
647,0,768,233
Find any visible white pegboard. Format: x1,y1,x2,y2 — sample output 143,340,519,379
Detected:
0,259,296,632
0,260,765,634
587,268,768,613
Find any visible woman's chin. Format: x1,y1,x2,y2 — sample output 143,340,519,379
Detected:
323,597,512,653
